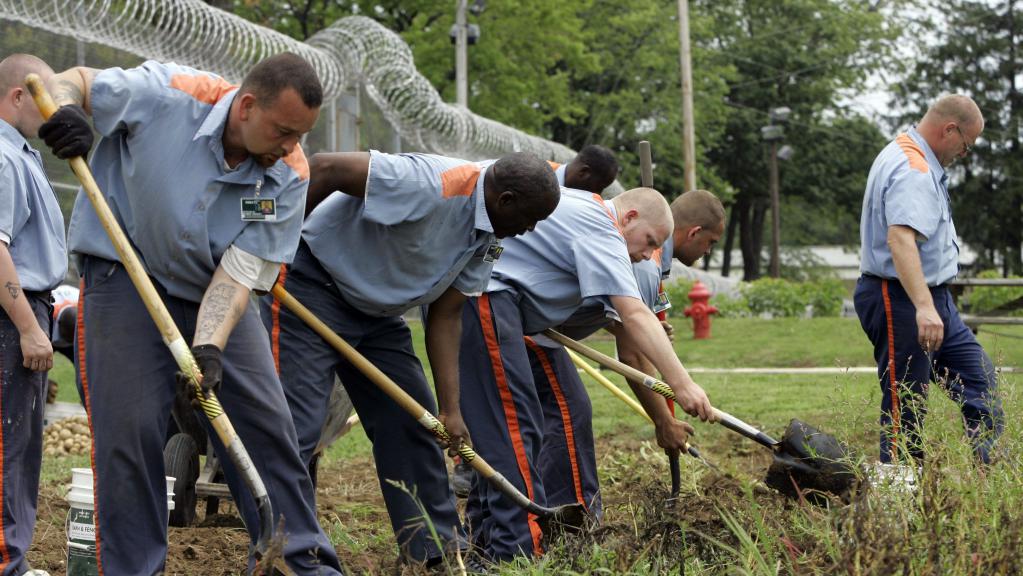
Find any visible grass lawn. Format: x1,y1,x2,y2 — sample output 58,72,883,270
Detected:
41,316,1023,574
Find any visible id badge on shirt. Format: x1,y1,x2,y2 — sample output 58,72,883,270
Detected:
483,242,503,263
653,289,672,314
241,198,277,222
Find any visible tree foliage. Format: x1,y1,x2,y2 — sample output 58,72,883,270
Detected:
894,1,1023,276
212,0,902,279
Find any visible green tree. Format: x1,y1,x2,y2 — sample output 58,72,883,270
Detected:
894,1,1023,276
699,0,898,279
548,0,735,200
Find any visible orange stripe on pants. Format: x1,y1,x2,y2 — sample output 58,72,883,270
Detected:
524,337,586,511
478,295,543,556
271,264,288,375
77,277,105,575
882,280,900,457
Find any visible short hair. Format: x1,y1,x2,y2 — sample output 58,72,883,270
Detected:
924,94,983,129
615,187,672,231
0,53,53,95
239,52,323,109
671,189,725,231
493,152,560,202
574,144,619,182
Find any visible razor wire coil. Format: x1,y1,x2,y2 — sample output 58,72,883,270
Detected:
0,0,578,162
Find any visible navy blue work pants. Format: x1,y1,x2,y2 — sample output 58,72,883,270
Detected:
854,275,1003,463
0,293,50,575
262,243,465,563
459,292,547,562
523,338,601,519
77,256,341,575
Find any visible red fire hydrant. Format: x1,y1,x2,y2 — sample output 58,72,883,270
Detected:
683,280,718,339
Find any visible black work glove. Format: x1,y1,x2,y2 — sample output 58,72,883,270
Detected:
191,343,223,400
38,104,94,159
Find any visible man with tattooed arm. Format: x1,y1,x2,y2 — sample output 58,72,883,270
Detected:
37,54,344,575
0,53,67,576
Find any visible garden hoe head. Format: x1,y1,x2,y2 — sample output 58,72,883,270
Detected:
764,419,857,504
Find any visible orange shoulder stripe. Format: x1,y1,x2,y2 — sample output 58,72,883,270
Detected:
440,163,482,199
590,193,624,235
895,134,929,174
547,160,562,170
169,73,236,106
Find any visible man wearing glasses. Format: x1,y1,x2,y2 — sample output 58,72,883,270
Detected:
854,94,1003,476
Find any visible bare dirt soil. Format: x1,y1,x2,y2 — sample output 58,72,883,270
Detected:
27,437,791,575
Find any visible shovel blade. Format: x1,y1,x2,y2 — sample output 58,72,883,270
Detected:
535,502,588,536
764,419,857,503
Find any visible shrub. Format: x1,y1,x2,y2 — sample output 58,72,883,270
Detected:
664,277,846,318
743,278,806,317
798,277,846,317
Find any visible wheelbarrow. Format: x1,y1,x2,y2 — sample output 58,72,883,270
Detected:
163,376,359,527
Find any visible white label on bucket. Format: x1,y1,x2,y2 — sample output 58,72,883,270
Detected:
69,520,95,541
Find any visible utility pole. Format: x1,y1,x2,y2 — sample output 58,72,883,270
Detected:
455,0,469,108
677,0,697,192
761,107,791,278
768,140,781,278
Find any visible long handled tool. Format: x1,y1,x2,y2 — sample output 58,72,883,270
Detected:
565,348,716,474
544,329,856,500
270,284,587,531
26,75,288,574
637,140,684,496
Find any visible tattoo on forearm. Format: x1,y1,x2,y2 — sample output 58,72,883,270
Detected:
5,281,20,300
53,79,84,106
196,283,239,342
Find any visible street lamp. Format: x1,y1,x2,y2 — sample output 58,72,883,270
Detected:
761,106,791,278
450,0,485,108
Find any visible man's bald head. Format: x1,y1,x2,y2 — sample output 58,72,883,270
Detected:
671,189,725,266
918,94,984,167
0,54,53,95
612,187,672,262
922,94,983,131
0,54,55,138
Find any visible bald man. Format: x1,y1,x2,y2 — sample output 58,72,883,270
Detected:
855,94,1004,469
0,53,66,576
454,186,713,562
516,189,725,522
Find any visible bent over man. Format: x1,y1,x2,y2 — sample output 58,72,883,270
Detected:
528,189,725,517
457,186,714,562
0,53,66,576
38,54,343,575
265,151,559,567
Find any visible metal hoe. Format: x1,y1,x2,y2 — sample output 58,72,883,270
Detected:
271,285,588,531
26,75,290,575
637,139,684,497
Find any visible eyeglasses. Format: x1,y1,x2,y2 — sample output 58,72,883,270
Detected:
954,125,975,155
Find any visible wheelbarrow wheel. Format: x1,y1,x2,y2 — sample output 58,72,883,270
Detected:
164,432,200,527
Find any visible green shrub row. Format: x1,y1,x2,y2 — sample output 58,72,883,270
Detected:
664,277,847,318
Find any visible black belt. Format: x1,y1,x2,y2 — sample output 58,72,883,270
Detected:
23,289,53,303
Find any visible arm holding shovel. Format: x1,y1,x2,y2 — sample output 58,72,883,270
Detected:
609,294,714,421
423,285,471,454
608,322,695,455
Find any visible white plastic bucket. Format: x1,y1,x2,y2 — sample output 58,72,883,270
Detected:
66,468,176,576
